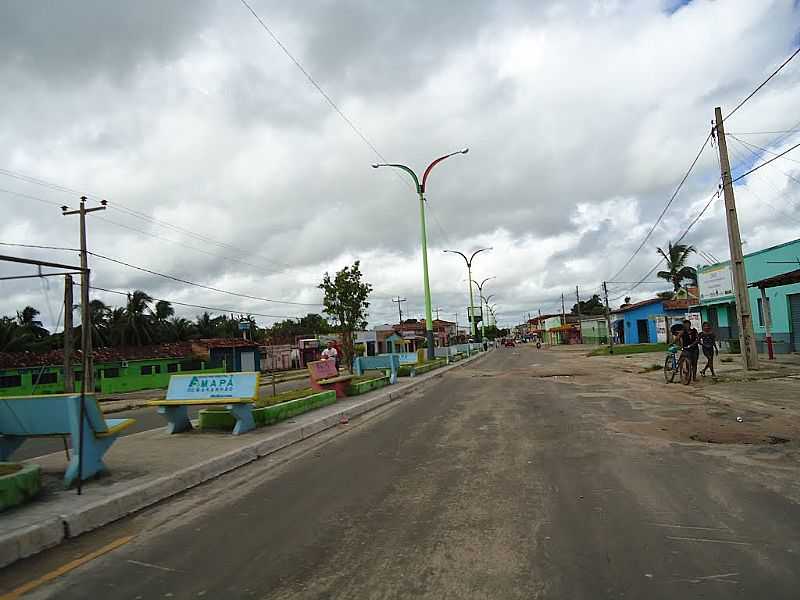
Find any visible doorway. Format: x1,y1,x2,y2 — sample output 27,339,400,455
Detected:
636,319,650,343
240,351,256,372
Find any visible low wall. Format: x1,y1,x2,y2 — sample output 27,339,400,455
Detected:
199,391,337,430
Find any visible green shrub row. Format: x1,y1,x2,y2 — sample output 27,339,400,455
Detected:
199,390,337,431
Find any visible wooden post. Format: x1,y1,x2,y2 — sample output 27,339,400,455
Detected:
760,287,774,359
714,107,759,369
602,282,614,354
63,275,74,392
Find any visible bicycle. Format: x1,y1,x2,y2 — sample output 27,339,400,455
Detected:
664,344,692,385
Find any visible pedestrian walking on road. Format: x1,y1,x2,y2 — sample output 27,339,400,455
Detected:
682,319,700,382
698,322,718,378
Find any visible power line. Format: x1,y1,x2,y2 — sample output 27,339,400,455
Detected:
607,132,712,282
731,142,800,184
80,284,305,320
728,134,800,167
86,251,323,307
0,186,67,208
0,242,78,252
607,46,800,283
728,129,800,136
238,0,389,165
723,46,800,121
90,214,280,275
0,167,295,271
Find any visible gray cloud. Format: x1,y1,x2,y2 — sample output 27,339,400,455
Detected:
1,0,799,331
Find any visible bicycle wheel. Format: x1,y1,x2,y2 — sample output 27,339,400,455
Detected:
678,355,692,385
664,355,676,383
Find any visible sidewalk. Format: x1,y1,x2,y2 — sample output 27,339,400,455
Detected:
0,351,490,568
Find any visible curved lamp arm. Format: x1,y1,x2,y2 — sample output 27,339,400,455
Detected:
469,247,492,265
421,148,469,193
371,163,421,192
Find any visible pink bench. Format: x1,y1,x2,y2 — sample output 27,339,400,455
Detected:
307,359,353,398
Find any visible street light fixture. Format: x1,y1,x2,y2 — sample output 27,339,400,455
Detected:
372,148,469,360
443,247,492,339
472,277,496,341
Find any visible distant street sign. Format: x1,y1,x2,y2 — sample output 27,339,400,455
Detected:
238,321,251,331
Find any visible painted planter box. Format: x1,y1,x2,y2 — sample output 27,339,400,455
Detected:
398,359,447,377
199,391,337,431
347,376,389,396
0,463,41,512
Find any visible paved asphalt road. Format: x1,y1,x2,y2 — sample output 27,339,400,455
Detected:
14,378,309,461
18,347,800,599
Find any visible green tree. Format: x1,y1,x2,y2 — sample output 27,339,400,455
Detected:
656,242,698,292
571,294,606,316
195,312,218,338
169,317,196,341
0,316,29,351
121,290,155,345
16,306,49,339
318,261,372,372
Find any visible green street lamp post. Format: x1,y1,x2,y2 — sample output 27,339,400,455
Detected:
472,277,496,341
373,148,468,360
443,248,492,340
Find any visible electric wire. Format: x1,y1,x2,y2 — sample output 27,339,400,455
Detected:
85,251,323,307
723,46,800,121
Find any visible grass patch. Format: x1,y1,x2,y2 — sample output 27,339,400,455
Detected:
589,343,668,357
256,387,314,408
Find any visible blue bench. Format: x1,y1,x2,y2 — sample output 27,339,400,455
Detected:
353,354,400,384
148,372,259,435
0,393,135,488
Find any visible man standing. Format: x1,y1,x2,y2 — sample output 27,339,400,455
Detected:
322,341,339,372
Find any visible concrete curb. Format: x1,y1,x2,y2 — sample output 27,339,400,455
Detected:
0,350,492,567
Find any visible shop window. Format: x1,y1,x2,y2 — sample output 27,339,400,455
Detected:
0,375,22,388
167,363,179,373
104,368,120,378
140,365,161,375
756,298,764,327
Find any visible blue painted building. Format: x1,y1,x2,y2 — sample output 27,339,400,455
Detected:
611,297,691,345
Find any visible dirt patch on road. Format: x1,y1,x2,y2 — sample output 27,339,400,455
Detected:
612,406,799,447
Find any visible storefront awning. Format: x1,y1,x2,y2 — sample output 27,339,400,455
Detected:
748,268,800,289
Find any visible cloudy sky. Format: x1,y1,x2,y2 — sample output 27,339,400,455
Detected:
1,0,799,332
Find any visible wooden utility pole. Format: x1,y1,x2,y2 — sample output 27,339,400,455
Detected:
575,285,582,343
602,281,614,354
63,275,75,392
392,296,406,325
62,197,107,391
714,107,759,369
560,293,566,323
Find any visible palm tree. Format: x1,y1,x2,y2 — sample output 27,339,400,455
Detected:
107,307,127,346
0,316,30,351
122,290,155,346
169,317,196,341
152,300,175,342
87,299,111,347
16,306,49,339
195,312,218,338
656,242,698,292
